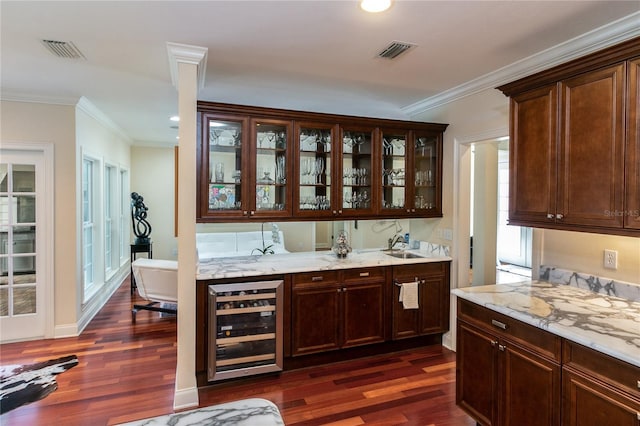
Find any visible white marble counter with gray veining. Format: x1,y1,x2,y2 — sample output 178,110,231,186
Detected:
197,247,451,280
118,398,284,426
452,280,640,368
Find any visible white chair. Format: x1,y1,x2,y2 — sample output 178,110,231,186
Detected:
131,258,178,323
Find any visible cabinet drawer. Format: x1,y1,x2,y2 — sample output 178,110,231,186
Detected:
342,267,386,283
563,340,640,399
292,271,339,287
458,299,561,362
392,261,447,279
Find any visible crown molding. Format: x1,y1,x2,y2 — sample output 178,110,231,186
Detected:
76,96,132,144
402,11,640,116
0,90,80,106
166,42,208,89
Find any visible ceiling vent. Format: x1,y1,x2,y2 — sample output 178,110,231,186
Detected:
41,40,86,59
377,41,416,59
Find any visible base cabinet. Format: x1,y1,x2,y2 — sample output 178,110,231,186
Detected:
291,268,387,356
392,262,450,340
456,299,562,426
563,370,640,426
456,320,561,426
456,299,640,426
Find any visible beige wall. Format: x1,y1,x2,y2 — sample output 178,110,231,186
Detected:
541,230,640,283
131,146,177,260
1,100,78,329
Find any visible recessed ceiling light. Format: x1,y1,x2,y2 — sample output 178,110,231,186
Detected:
360,0,392,13
170,115,180,122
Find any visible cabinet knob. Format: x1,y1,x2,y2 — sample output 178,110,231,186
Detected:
556,214,564,220
243,211,248,216
498,344,506,351
490,340,497,347
343,287,347,292
338,210,342,214
546,213,554,219
333,210,337,214
411,209,415,212
406,209,411,213
250,211,255,215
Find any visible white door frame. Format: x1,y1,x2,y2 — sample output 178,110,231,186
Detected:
0,141,55,341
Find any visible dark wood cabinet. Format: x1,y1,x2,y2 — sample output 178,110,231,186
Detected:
557,63,625,228
391,262,450,340
291,267,387,356
456,299,561,426
197,101,448,222
626,57,640,230
562,340,640,426
562,370,640,426
498,37,640,236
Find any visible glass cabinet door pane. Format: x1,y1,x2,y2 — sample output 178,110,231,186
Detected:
298,126,332,212
414,135,438,211
208,119,243,212
342,130,373,212
381,132,407,210
255,123,288,212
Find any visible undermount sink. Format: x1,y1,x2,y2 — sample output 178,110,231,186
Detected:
382,250,423,259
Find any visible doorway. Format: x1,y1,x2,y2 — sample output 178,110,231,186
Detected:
0,145,53,342
467,138,531,286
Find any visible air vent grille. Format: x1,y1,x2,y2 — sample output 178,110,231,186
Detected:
41,40,86,59
377,41,416,59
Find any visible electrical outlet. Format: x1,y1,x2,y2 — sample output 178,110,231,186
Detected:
603,249,618,270
443,228,453,241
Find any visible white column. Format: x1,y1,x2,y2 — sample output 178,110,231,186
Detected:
167,42,207,410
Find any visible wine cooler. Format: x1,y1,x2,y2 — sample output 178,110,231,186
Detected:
208,280,283,381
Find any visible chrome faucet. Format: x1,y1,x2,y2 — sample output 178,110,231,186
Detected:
388,234,405,250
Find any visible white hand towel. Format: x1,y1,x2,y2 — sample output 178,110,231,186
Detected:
399,281,419,309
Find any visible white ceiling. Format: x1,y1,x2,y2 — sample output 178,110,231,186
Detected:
1,1,639,147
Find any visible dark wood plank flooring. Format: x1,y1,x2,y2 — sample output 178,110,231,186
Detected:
0,277,473,426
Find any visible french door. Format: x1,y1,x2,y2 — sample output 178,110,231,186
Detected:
0,147,51,341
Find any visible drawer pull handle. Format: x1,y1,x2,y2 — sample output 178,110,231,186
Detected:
311,276,324,282
491,319,507,330
359,272,370,277
498,344,506,351
637,380,640,390
490,340,497,347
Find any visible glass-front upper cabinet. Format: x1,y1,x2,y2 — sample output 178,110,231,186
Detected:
250,119,292,219
380,129,410,214
413,132,442,215
201,113,248,220
294,122,337,218
340,126,376,216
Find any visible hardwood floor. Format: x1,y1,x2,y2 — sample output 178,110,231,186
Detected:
0,277,474,426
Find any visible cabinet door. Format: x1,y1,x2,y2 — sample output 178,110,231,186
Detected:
342,281,385,348
456,321,498,426
340,125,377,217
413,131,443,217
199,113,249,220
294,122,337,218
500,342,561,426
250,118,292,219
562,369,640,426
419,271,449,334
381,128,411,215
509,84,558,225
391,278,420,339
291,277,341,356
626,57,640,230
558,63,625,228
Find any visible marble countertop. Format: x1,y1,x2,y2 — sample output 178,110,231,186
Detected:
452,281,640,368
197,248,451,280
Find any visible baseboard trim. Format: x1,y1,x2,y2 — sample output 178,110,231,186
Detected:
54,323,79,338
173,386,199,410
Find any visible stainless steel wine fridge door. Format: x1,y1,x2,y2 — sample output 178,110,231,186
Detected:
208,279,283,381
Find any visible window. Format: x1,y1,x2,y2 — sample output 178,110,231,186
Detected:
104,164,118,276
82,157,96,296
119,169,128,264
